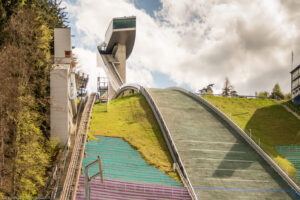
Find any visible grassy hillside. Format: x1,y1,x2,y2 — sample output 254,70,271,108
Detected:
89,94,180,182
281,100,300,116
202,95,300,179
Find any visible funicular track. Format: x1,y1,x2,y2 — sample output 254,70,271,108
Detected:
58,93,96,200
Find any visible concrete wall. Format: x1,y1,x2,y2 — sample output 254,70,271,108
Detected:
51,65,71,145
50,64,77,145
54,28,72,64
51,28,79,145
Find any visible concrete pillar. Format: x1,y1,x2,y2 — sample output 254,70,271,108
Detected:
50,65,73,145
114,44,126,83
108,82,116,100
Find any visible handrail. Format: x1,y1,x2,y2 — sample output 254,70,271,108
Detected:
139,87,198,200
45,96,88,198
173,87,300,196
84,156,104,200
59,93,96,200
71,94,96,200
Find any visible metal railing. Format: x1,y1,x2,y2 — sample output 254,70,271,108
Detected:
84,156,104,200
174,87,300,196
44,96,88,198
58,93,96,200
198,93,271,99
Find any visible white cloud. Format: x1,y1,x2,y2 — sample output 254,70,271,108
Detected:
73,48,101,92
65,0,300,95
127,66,153,88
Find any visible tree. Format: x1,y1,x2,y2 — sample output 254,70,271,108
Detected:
258,91,269,98
270,83,284,100
222,77,236,96
198,84,214,95
0,1,66,195
285,93,292,100
230,90,238,97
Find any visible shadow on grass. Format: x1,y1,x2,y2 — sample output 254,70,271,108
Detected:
177,90,299,199
245,105,300,146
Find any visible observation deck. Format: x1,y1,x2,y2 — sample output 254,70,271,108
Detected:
97,16,136,98
98,16,136,59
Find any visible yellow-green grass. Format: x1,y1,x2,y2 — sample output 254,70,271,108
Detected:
88,94,180,182
280,99,300,116
202,95,300,180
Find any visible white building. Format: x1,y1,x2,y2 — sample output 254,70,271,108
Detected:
291,64,300,106
50,28,77,146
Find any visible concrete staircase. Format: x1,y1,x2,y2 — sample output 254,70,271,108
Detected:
276,146,300,181
76,177,191,200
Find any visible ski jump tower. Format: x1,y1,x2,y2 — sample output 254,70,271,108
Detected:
97,16,136,99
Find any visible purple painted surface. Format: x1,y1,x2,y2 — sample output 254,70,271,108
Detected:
76,176,192,200
78,177,187,192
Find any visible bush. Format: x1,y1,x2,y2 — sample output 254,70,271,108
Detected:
270,83,284,100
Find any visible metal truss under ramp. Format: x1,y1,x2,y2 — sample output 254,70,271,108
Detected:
145,87,300,200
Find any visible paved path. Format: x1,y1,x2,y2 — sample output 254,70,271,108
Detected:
274,100,300,120
149,88,299,200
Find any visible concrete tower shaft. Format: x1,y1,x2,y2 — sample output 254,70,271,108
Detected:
97,16,136,98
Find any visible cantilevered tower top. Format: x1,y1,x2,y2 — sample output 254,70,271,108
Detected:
99,16,136,59
97,16,136,98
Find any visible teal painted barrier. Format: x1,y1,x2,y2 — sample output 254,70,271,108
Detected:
82,136,183,187
276,146,300,181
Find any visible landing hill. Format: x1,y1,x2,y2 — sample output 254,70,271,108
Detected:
203,95,300,180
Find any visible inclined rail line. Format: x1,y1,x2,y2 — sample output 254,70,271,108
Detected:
59,93,96,200
46,96,88,199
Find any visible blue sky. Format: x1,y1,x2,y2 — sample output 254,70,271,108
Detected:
67,0,188,91
133,0,162,18
64,0,300,94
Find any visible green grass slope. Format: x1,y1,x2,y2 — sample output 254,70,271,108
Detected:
281,100,300,116
88,94,180,182
202,95,300,180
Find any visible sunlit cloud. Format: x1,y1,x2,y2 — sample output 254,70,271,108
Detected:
64,0,300,94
